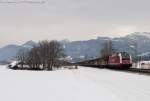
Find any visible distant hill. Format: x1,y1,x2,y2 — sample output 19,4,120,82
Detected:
1,32,150,63
0,41,37,63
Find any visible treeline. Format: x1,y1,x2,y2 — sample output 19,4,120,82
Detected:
15,40,66,71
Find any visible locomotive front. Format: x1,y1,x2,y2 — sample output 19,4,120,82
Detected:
108,52,132,69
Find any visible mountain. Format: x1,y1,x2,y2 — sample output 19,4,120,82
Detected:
1,32,150,63
0,45,24,62
124,32,150,53
63,37,111,59
63,32,150,61
0,41,37,63
22,40,37,49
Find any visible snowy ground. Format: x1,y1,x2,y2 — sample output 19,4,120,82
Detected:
0,65,150,101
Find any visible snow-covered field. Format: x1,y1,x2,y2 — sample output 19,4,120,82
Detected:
0,65,150,101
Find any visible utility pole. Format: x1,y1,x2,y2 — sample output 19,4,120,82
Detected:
135,42,139,62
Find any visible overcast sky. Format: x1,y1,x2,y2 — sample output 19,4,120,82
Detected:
0,0,150,47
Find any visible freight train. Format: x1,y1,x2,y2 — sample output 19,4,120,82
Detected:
77,52,132,69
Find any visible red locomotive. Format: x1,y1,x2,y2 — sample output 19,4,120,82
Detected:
108,52,132,69
78,52,132,69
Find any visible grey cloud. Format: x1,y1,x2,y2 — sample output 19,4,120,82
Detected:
0,0,150,47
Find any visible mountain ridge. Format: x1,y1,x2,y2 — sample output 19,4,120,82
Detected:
1,32,150,63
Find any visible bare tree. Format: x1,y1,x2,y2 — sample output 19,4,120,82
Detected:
47,40,66,70
38,40,49,70
16,49,28,69
100,40,116,58
26,46,41,70
37,40,53,70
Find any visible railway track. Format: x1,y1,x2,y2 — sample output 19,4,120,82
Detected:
80,65,150,75
127,68,150,75
109,68,150,75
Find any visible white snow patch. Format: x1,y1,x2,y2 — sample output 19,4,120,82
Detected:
129,45,136,48
138,52,150,56
10,61,19,67
0,65,150,101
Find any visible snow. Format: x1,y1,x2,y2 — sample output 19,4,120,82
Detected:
10,61,19,67
0,65,150,101
138,32,150,39
138,52,150,56
129,45,136,48
132,61,150,69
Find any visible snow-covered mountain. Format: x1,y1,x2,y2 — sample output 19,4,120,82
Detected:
0,41,37,63
126,32,150,40
124,32,150,53
22,40,37,49
64,32,150,60
1,32,150,63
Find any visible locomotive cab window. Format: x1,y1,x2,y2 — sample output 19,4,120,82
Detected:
121,52,130,60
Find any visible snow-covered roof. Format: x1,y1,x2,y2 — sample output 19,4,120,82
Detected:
10,61,20,67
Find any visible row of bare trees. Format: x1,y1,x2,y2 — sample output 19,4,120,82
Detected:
16,40,66,70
